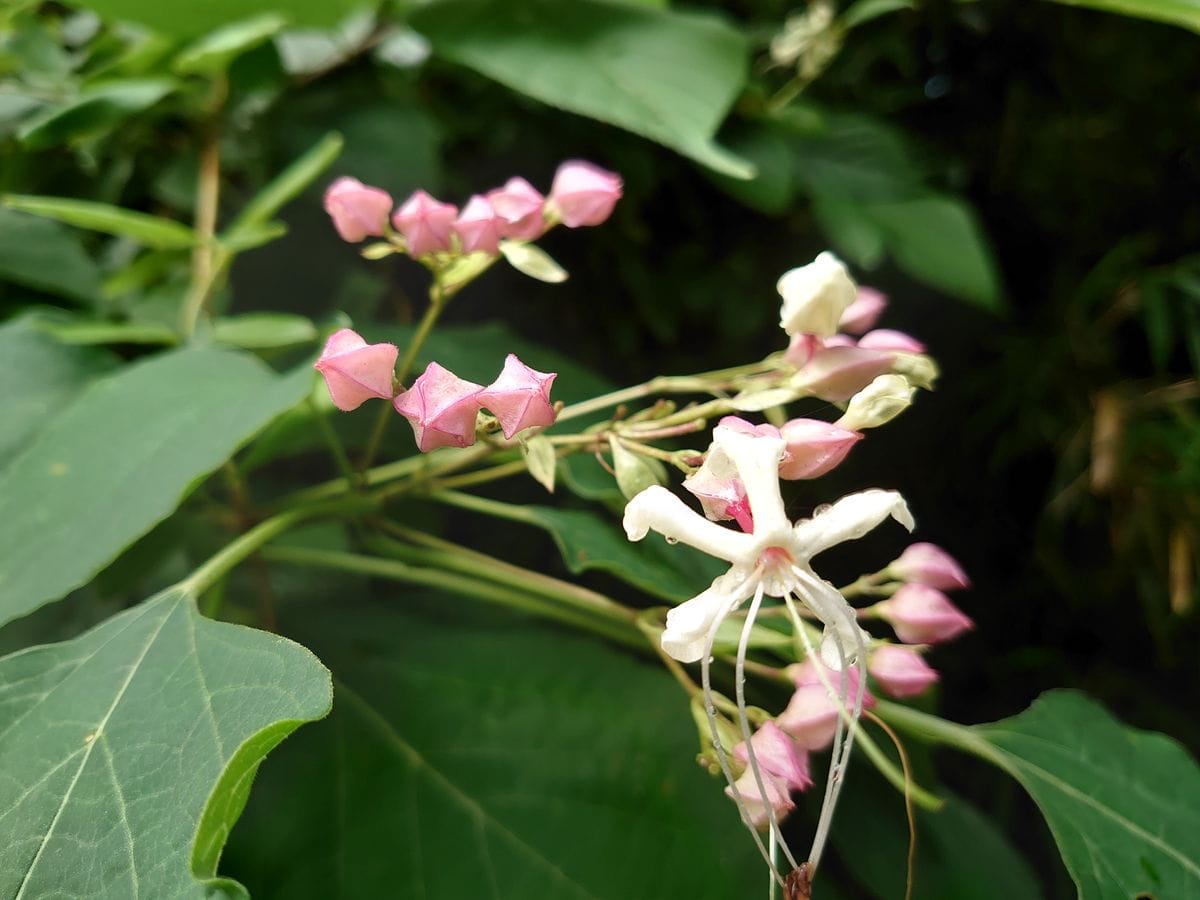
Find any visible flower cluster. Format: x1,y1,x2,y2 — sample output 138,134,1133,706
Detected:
621,251,973,882
778,252,937,403
313,328,557,451
322,160,622,259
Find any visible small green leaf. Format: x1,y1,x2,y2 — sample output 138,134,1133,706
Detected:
841,0,915,28
0,348,312,626
974,690,1200,900
609,436,667,500
174,13,287,75
67,0,359,38
4,194,196,249
17,78,176,148
1044,0,1200,34
36,319,179,346
221,596,758,896
212,312,318,350
0,319,118,468
863,194,1004,310
499,239,569,283
412,0,754,177
472,501,723,601
224,131,343,241
0,586,332,898
0,207,101,302
522,435,558,493
219,220,288,252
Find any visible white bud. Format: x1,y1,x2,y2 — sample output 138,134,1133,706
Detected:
837,374,915,431
890,353,939,390
776,251,857,338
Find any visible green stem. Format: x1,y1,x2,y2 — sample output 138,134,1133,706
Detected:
262,545,642,648
427,489,536,524
180,498,363,598
424,455,528,491
874,699,999,762
853,720,943,812
309,398,357,484
370,523,636,626
181,79,228,339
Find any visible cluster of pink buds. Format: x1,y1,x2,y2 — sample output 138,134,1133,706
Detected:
778,253,936,402
313,328,557,450
322,160,622,259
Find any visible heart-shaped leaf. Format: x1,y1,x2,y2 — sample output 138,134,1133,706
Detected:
0,587,332,898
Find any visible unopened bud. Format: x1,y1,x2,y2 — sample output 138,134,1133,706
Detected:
777,251,858,338
837,374,915,431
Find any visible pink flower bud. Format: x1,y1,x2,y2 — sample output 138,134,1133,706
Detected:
890,542,971,590
547,160,623,227
732,722,812,793
783,333,823,367
838,287,888,335
777,418,863,479
313,328,398,411
486,177,546,241
880,584,974,644
717,415,782,441
392,362,483,452
793,346,896,402
683,449,747,526
323,177,393,242
725,768,794,829
453,195,502,255
868,645,939,698
777,660,874,751
477,353,557,438
392,190,458,257
857,329,927,354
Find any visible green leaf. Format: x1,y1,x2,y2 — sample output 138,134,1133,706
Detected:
0,207,102,302
522,435,558,493
4,194,196,249
37,318,180,346
0,319,118,468
212,312,318,350
609,436,667,500
468,500,723,601
974,690,1200,899
17,78,176,148
0,585,332,898
841,0,915,28
1044,0,1200,34
811,194,887,268
499,239,569,283
222,596,757,896
411,0,754,177
862,194,1004,310
174,13,287,75
68,0,360,38
0,348,312,627
224,131,343,241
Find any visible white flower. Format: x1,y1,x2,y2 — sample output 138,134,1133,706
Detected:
776,251,858,338
623,423,914,664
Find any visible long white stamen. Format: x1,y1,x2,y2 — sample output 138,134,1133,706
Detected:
736,581,799,876
819,597,868,861
700,590,779,879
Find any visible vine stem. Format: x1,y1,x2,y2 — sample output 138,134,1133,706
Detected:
180,498,366,599
181,78,227,340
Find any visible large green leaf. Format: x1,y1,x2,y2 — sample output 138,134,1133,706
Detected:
411,0,753,177
1044,0,1200,34
974,691,1200,899
0,207,102,302
0,347,311,627
0,586,332,898
0,319,118,468
222,596,758,897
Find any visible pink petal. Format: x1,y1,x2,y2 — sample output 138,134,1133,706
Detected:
486,177,546,241
477,354,557,438
392,190,458,257
313,328,398,411
323,177,394,242
547,160,623,227
393,361,483,451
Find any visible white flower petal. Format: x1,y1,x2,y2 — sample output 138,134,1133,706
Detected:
712,427,789,537
661,571,752,662
792,488,914,559
623,485,755,563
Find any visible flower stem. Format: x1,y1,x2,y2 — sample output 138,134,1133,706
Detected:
181,83,227,340
873,699,999,762
309,397,357,484
262,545,642,648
